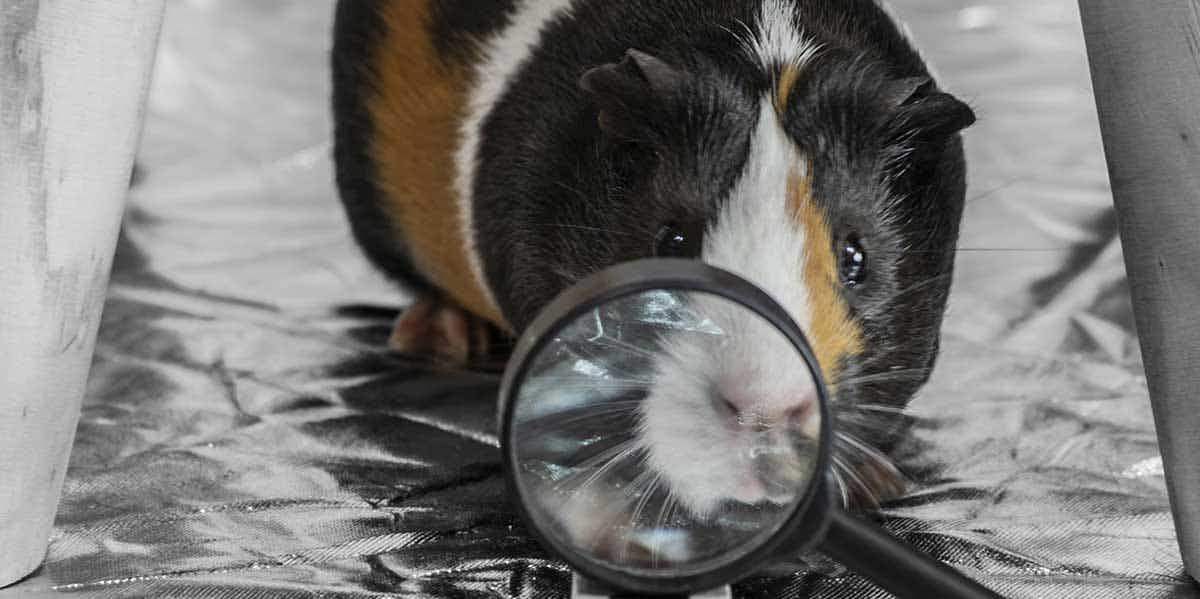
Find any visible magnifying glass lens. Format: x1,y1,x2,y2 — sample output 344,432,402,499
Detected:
508,287,824,581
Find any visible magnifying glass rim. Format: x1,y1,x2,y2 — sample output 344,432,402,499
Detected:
498,258,834,596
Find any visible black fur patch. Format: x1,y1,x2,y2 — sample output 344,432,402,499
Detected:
472,1,766,331
428,0,518,63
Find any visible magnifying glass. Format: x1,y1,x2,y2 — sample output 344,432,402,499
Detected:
499,259,1004,598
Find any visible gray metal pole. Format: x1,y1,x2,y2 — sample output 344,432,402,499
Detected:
1078,0,1200,579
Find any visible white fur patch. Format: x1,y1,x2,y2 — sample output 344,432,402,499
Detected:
750,0,821,69
637,100,826,516
705,100,814,335
454,0,577,320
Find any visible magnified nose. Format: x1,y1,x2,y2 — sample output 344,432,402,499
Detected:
505,285,826,581
714,387,818,432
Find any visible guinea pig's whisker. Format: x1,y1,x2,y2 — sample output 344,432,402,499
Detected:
560,442,642,492
630,471,663,526
835,413,881,431
519,400,643,431
848,273,953,315
534,222,637,237
715,18,758,59
838,374,926,388
837,367,931,387
889,272,954,300
620,470,665,564
528,375,654,385
527,385,646,399
844,402,909,415
654,488,678,531
574,403,643,417
529,380,651,393
588,398,649,406
651,491,680,568
829,459,852,508
565,440,636,475
833,455,879,509
619,469,661,523
585,444,651,493
835,431,901,479
533,409,641,434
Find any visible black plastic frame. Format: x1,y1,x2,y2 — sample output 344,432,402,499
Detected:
498,259,834,596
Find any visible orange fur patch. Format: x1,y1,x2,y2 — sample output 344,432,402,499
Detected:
789,170,864,385
774,64,801,116
367,1,508,328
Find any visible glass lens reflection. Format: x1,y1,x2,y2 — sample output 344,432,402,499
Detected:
511,289,823,578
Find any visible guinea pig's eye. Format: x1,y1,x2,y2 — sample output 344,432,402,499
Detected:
840,236,868,287
654,222,704,258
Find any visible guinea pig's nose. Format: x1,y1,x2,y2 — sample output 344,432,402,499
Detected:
714,386,817,432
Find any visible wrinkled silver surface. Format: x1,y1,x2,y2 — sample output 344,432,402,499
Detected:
3,0,1197,597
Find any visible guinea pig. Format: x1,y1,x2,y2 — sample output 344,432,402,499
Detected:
331,0,975,508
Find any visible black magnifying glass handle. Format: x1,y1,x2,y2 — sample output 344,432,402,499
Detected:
820,508,1004,599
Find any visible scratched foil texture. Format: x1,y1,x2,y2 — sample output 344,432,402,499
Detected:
2,0,1196,598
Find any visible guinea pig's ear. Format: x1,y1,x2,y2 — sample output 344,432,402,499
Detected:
882,76,934,110
887,81,976,141
579,49,689,142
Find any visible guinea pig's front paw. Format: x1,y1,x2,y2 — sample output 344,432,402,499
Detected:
388,295,494,367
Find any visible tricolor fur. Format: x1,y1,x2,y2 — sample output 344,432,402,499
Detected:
333,0,975,505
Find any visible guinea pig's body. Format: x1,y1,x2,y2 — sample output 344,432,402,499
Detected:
332,0,974,506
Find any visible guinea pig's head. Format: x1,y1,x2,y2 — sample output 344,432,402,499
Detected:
517,30,974,515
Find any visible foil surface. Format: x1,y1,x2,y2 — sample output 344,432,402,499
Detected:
3,0,1197,597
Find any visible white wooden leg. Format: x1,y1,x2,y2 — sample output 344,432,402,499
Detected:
0,0,165,587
